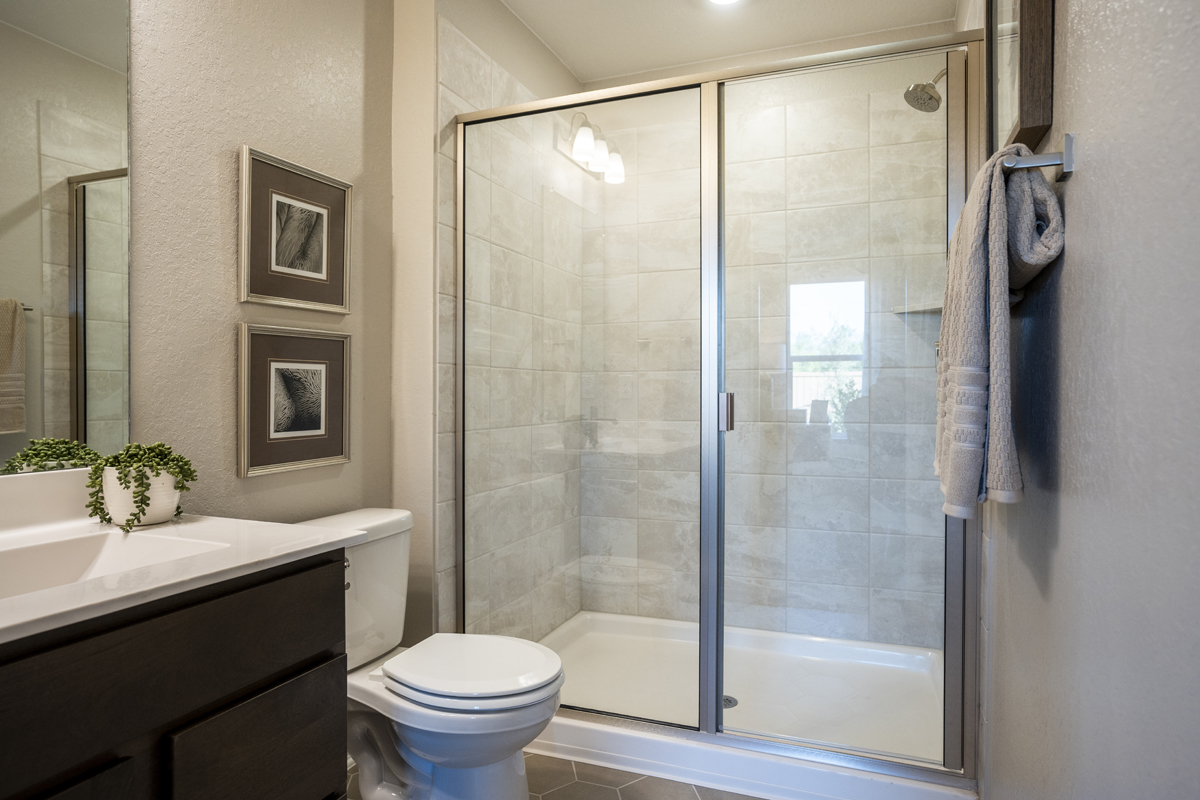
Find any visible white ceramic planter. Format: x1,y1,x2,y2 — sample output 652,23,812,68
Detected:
102,467,182,528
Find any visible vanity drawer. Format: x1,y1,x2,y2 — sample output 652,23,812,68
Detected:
0,559,345,799
170,655,346,800
43,756,149,799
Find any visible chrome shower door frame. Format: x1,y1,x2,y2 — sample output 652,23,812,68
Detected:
454,29,987,790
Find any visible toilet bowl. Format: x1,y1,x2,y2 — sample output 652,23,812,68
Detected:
301,510,562,800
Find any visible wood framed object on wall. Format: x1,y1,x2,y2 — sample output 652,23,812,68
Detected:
239,146,352,314
1007,0,1055,148
238,324,350,478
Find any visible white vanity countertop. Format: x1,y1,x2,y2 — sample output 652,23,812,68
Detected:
0,514,367,646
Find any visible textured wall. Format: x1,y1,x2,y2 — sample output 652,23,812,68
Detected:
980,0,1200,797
127,0,394,521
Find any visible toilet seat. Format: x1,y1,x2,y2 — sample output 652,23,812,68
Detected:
348,666,561,736
383,671,565,711
382,633,562,698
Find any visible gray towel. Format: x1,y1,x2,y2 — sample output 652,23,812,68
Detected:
934,144,1065,519
0,298,26,435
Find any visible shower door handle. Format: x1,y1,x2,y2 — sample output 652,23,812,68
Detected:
718,393,735,432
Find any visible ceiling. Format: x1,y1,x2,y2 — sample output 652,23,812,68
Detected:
500,0,959,84
0,0,128,73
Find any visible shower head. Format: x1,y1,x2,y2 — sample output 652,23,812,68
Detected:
904,68,948,112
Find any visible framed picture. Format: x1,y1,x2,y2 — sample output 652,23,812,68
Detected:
238,324,350,477
239,146,352,313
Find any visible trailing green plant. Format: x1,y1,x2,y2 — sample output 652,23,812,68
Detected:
86,442,198,532
2,438,101,474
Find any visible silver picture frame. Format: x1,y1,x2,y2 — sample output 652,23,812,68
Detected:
238,323,351,478
238,145,353,314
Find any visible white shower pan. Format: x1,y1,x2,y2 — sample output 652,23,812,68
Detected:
539,611,944,764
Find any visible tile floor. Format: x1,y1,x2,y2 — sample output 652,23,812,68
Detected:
525,752,762,800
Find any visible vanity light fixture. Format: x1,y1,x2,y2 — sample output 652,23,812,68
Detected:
604,147,625,184
569,112,595,163
709,0,740,5
588,132,610,173
564,112,623,183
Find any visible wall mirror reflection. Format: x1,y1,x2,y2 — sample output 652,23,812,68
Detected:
0,0,131,463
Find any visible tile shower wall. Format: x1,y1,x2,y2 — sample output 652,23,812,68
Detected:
576,116,704,624
438,17,592,639
447,40,947,649
722,59,948,649
38,101,129,454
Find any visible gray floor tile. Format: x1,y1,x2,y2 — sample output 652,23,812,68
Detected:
618,775,699,800
526,753,577,794
695,788,761,800
574,761,645,788
544,781,621,800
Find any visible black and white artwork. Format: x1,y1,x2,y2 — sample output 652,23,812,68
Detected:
271,193,328,279
269,361,326,439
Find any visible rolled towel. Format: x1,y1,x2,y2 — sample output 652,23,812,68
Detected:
0,298,26,435
1007,162,1066,291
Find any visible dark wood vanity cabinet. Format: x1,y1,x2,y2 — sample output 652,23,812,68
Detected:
0,551,349,800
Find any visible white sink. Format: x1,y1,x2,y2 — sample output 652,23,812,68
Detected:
0,530,230,600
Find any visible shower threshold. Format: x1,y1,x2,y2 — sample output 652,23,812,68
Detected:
539,611,944,764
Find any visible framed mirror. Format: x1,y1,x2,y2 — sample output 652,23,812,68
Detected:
0,0,130,463
992,0,1054,149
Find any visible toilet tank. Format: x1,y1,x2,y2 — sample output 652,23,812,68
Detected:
299,508,413,670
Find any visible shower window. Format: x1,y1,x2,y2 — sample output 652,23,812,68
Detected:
788,280,866,433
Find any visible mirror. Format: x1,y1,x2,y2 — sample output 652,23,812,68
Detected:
0,0,130,463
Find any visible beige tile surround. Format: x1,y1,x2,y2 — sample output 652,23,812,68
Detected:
440,28,951,650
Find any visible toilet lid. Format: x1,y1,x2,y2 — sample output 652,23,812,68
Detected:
382,633,563,697
383,671,564,711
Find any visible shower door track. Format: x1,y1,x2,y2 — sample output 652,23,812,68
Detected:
454,28,987,790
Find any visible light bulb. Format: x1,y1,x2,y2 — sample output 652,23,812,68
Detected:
604,152,625,184
571,124,595,163
588,136,610,172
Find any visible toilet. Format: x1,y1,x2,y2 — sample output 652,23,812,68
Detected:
301,509,562,800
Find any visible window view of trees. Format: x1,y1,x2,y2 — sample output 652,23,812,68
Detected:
789,282,866,434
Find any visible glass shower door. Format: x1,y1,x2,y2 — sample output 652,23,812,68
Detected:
720,52,951,763
460,88,703,727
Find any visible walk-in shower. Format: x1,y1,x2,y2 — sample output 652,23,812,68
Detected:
455,32,984,783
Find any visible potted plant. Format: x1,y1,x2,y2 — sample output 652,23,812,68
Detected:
86,443,198,533
2,438,101,474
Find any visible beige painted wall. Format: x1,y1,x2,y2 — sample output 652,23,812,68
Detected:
0,22,127,462
127,0,394,521
435,0,582,100
980,0,1200,796
392,0,439,646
